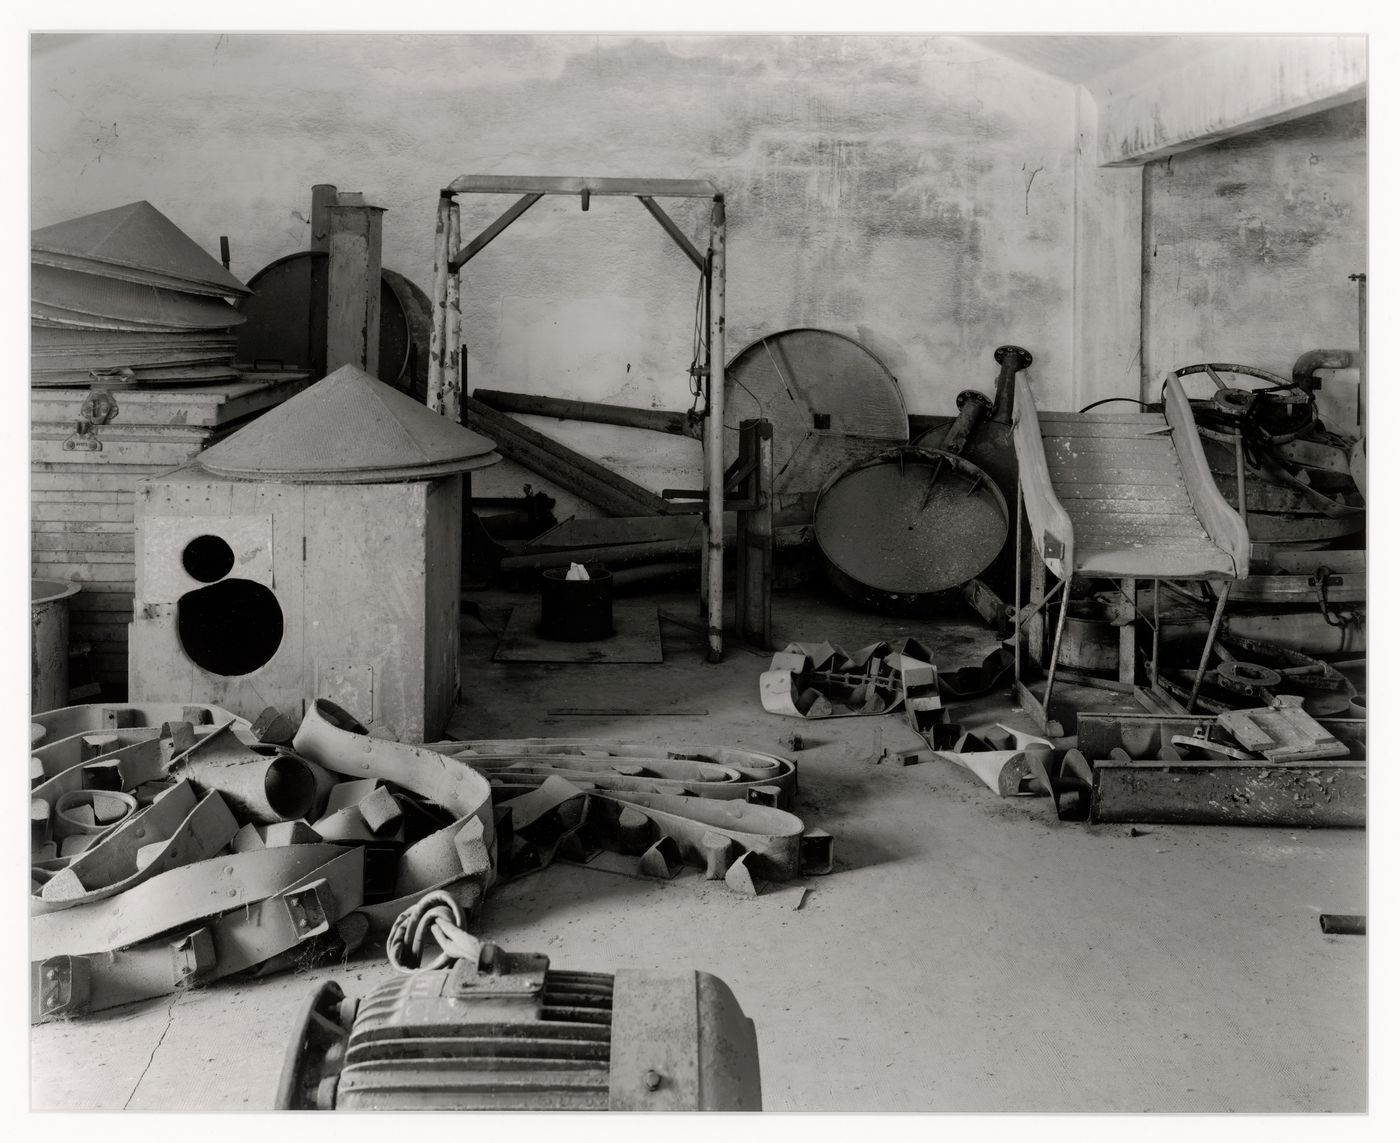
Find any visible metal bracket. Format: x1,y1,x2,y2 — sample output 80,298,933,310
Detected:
36,955,92,1019
170,926,217,985
63,388,120,452
282,879,334,940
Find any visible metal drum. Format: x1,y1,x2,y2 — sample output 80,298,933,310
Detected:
32,580,80,712
813,446,1008,612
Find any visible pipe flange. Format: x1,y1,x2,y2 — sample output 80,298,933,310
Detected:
994,344,1032,368
1217,660,1282,697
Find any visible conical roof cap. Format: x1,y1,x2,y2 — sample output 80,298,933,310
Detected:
197,365,500,483
32,201,251,297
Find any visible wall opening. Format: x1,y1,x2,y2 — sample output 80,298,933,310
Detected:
177,579,284,676
183,534,236,583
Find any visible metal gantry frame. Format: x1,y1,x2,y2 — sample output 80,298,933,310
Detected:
426,176,728,660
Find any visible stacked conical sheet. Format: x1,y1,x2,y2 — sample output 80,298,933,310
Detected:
31,202,248,388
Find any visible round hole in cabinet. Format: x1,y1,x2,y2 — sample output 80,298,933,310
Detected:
182,534,236,583
177,579,284,677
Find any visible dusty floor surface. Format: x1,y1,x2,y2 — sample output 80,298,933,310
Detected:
29,587,1367,1112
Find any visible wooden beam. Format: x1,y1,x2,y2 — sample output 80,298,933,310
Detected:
473,390,702,439
449,193,543,272
463,396,670,518
447,175,718,198
637,196,705,271
1092,35,1366,167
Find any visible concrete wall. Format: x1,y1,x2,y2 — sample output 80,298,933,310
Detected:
31,33,1080,514
1141,100,1366,427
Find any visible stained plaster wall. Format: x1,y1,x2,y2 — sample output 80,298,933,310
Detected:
31,33,1080,515
1141,101,1366,428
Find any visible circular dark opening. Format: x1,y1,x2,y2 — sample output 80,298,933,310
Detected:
183,534,236,583
177,579,283,676
262,756,316,820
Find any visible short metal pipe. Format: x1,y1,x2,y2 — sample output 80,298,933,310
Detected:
1319,914,1365,936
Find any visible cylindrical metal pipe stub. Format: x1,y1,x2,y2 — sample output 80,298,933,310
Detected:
175,751,318,824
539,566,614,641
1319,914,1366,936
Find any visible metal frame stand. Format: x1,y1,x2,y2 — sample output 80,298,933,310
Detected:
1013,488,1228,733
425,176,728,660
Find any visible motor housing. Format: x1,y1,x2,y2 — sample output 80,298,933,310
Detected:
275,944,761,1111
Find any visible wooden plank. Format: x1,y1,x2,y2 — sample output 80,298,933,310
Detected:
1052,482,1192,502
31,465,172,483
1069,516,1209,538
31,424,209,443
31,532,135,553
29,559,135,579
1039,412,1162,425
30,501,136,522
30,488,134,503
1045,436,1177,455
32,438,202,467
31,520,133,534
447,175,718,198
1047,464,1182,484
464,396,669,517
1036,420,1172,438
210,375,312,425
66,591,136,612
1058,498,1192,518
474,389,702,440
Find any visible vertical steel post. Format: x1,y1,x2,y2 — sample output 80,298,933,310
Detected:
445,199,463,423
427,193,453,417
704,196,727,662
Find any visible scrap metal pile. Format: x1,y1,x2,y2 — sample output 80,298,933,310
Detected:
30,699,830,1024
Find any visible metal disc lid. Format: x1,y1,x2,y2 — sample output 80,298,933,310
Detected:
197,364,500,483
814,446,1008,609
723,328,908,500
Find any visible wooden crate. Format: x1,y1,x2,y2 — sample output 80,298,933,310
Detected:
130,465,463,743
30,374,311,698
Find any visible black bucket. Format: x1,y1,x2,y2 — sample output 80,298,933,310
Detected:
539,565,614,641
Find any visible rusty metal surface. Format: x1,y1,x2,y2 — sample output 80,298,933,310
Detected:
814,446,1008,605
1089,758,1365,827
234,251,413,386
197,364,499,482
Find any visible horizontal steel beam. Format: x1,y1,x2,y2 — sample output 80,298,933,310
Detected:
447,175,720,198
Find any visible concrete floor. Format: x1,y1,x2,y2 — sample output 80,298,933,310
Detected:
30,586,1367,1112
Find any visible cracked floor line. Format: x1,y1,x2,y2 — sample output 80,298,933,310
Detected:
121,991,183,1110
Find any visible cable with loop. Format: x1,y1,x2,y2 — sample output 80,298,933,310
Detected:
385,889,483,973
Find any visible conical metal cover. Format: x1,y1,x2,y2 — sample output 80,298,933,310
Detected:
32,201,251,297
196,364,499,483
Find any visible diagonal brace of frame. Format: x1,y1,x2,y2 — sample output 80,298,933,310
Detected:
450,193,544,271
637,196,705,271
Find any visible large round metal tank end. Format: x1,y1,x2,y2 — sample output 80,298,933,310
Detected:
814,446,1008,612
32,579,80,713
